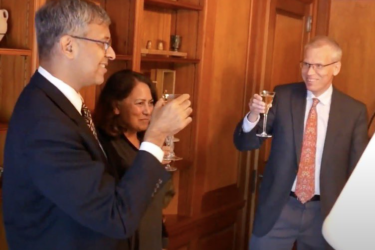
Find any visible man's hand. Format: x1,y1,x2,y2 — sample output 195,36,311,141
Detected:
247,94,266,122
144,94,192,147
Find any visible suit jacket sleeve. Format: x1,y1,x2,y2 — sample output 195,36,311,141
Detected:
25,116,170,239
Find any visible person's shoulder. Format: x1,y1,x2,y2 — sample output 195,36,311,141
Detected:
333,87,366,110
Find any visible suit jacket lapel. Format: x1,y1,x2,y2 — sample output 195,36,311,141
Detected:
291,84,307,167
31,71,106,161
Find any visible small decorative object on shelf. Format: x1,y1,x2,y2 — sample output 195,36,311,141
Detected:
157,41,164,50
0,9,9,43
170,35,181,51
146,40,152,49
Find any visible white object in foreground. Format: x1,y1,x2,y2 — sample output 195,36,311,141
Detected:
323,134,375,249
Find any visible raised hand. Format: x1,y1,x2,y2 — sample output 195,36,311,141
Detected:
247,94,266,122
144,94,193,147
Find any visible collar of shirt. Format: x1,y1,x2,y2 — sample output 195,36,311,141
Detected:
38,66,83,115
306,84,333,106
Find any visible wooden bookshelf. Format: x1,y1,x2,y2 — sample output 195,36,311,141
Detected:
0,48,32,56
141,56,200,64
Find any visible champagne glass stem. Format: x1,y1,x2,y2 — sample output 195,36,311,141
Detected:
262,113,268,134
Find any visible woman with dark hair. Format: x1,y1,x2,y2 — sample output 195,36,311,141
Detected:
93,69,173,250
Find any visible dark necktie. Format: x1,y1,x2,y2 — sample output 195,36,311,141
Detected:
295,98,319,203
81,102,98,142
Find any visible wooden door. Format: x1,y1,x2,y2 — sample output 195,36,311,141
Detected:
254,0,317,235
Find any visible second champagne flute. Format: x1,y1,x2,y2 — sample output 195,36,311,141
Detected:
162,92,183,171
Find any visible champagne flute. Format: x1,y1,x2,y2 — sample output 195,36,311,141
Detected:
256,90,276,137
162,92,183,172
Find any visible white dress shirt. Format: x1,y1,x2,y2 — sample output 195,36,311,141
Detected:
242,85,333,195
38,66,164,162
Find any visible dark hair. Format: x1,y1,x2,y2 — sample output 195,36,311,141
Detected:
93,69,158,136
35,0,110,60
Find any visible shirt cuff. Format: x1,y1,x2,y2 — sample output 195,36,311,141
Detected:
242,112,260,132
140,142,164,162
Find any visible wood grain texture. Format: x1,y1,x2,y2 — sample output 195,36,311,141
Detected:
0,55,30,123
198,0,252,194
105,0,132,55
328,0,375,120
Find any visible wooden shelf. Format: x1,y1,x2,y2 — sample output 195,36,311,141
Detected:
144,0,203,11
141,56,200,64
0,48,32,56
115,54,133,61
141,48,187,58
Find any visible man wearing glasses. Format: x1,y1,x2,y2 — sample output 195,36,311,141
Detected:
2,1,192,250
234,36,368,250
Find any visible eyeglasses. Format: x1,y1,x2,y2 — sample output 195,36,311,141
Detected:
300,61,338,71
71,35,112,53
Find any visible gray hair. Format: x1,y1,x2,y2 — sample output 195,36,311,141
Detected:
305,36,343,62
35,0,111,59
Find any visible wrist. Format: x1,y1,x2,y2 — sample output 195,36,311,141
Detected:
144,127,166,148
247,112,259,123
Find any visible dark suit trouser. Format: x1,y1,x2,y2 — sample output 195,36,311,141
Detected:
249,196,325,250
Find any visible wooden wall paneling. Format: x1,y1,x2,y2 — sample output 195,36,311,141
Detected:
198,0,251,195
142,7,172,53
197,226,235,250
105,0,132,56
328,0,375,120
0,55,30,122
167,207,239,249
316,0,330,35
132,0,145,71
265,0,315,91
184,0,252,248
173,64,197,216
175,10,199,59
189,0,215,217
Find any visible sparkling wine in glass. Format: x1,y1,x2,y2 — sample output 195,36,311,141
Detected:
162,92,183,172
256,90,276,138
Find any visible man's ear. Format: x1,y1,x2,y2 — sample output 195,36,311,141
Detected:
333,61,341,76
59,35,75,58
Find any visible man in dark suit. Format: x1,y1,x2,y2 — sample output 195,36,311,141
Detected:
2,1,192,250
234,36,368,250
